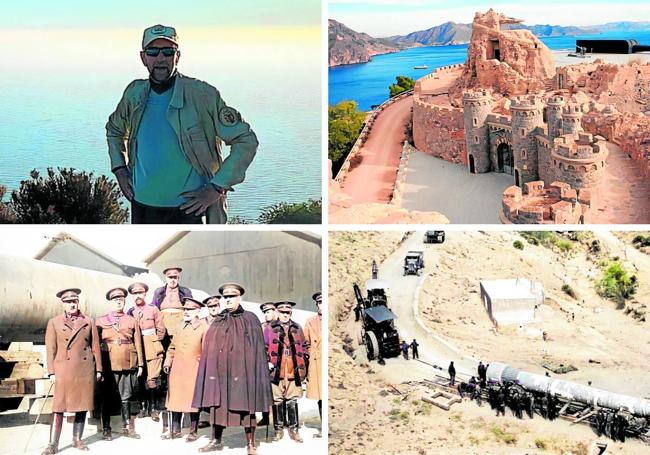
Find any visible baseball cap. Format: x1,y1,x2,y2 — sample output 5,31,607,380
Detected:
142,24,178,50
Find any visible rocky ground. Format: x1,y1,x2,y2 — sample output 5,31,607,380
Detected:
329,230,650,454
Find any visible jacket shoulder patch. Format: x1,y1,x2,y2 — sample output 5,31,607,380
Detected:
219,107,240,127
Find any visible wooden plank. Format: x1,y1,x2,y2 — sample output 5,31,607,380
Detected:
7,342,34,352
9,362,45,379
0,379,37,396
422,397,451,411
0,351,42,363
572,409,595,425
558,401,572,416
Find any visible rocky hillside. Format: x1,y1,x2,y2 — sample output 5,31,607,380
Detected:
329,19,401,67
389,21,473,46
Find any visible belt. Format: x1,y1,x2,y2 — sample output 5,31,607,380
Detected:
161,308,183,314
106,339,133,345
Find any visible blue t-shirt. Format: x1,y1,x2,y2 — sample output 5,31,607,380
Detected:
133,89,207,207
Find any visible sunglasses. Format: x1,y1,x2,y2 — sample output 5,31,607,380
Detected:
111,296,125,301
145,47,177,57
207,304,219,308
278,310,291,315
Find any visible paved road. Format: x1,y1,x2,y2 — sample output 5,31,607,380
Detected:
339,95,412,204
401,150,512,223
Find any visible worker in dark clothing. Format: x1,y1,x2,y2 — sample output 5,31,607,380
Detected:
477,362,486,388
495,386,506,416
353,305,361,322
448,361,456,387
410,339,419,359
400,341,409,360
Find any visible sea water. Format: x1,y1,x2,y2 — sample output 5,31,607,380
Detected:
0,28,321,223
329,30,650,111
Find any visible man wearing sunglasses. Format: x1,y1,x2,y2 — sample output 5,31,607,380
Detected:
106,24,258,224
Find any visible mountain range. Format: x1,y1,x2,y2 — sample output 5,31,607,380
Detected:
329,19,650,66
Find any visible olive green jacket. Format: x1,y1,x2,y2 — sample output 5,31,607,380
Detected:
106,73,258,192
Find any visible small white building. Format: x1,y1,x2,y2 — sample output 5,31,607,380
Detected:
479,278,544,326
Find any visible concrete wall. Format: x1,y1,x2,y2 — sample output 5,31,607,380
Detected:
490,296,537,325
147,232,321,311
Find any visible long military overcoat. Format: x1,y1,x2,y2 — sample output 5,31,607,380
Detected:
303,314,322,400
45,314,103,412
164,318,208,412
191,306,272,415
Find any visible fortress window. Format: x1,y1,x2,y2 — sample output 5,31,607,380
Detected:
474,136,479,144
473,118,478,126
490,39,501,61
521,129,525,137
521,150,527,159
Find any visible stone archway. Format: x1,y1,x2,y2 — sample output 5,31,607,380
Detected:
497,142,514,175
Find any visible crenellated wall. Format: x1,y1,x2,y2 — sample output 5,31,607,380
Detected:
550,132,608,190
500,180,592,224
413,64,468,165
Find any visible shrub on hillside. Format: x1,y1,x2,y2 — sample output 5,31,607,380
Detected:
8,168,128,224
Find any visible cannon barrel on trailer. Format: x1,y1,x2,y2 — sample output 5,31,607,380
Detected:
487,362,650,417
0,254,164,344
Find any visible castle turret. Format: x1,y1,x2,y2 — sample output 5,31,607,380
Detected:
546,95,566,143
561,103,583,137
462,89,493,173
510,95,544,186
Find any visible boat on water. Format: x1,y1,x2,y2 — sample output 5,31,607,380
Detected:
414,65,428,69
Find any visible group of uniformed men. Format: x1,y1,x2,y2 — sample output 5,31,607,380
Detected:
43,266,322,455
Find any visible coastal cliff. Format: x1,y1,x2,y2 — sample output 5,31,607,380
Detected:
328,19,401,67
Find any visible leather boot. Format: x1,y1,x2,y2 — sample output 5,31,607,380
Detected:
128,415,141,439
42,413,63,455
257,410,270,426
149,389,160,422
101,404,112,441
286,399,303,443
120,402,139,438
161,411,181,439
272,403,284,441
137,400,148,418
314,400,322,438
186,412,199,442
72,412,89,450
245,427,256,455
198,425,224,452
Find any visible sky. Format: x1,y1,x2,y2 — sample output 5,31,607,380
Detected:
2,0,320,28
329,0,650,36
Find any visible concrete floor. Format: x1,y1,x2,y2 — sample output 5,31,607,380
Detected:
1,397,322,455
401,150,513,224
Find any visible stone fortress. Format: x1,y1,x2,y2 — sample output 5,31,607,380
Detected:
412,8,650,223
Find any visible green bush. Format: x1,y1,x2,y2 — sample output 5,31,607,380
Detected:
328,101,366,173
632,235,650,247
513,240,524,250
257,198,321,224
597,261,638,308
490,424,517,444
520,231,572,252
7,168,128,223
389,76,415,98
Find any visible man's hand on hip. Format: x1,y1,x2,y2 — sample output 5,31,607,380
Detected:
114,167,134,201
179,185,225,216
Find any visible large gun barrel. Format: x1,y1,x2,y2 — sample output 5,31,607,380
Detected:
353,283,365,309
487,362,650,417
